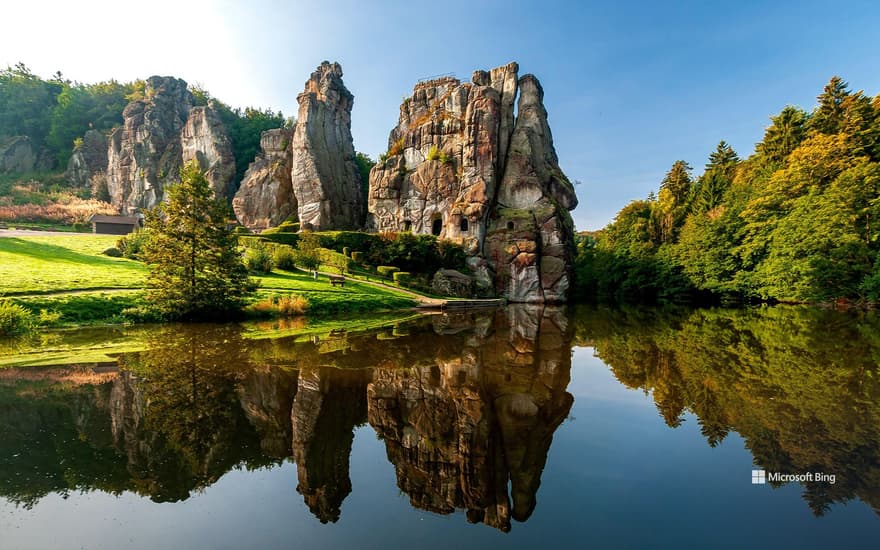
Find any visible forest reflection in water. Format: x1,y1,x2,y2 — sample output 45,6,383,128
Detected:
1,304,879,531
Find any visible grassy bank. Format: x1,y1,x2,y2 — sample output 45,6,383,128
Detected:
1,234,418,329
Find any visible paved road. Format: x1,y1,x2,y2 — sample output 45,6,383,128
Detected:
0,229,89,237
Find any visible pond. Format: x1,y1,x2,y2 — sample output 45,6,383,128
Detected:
0,305,878,548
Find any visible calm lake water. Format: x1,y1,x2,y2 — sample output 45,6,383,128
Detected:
1,305,878,549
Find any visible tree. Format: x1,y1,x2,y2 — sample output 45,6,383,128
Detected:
657,160,692,243
693,141,739,213
143,160,255,319
294,230,322,274
756,106,808,165
810,76,850,135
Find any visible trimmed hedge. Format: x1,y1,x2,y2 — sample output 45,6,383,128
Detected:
393,271,412,285
351,251,363,263
377,266,400,278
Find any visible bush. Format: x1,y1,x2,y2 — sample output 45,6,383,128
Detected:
377,266,401,279
351,251,363,263
232,225,252,235
273,246,297,270
244,242,274,273
117,229,150,260
319,248,352,274
0,299,35,336
426,145,440,161
388,137,405,157
102,247,122,257
278,221,300,233
393,271,412,285
249,294,309,317
342,246,351,257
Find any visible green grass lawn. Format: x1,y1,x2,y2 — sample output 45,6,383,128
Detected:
1,235,417,326
0,235,147,294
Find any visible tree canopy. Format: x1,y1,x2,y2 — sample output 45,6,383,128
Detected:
143,160,255,319
576,75,880,304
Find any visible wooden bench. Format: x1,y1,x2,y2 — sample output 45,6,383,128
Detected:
329,275,346,287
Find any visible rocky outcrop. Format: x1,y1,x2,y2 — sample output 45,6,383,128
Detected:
233,62,364,231
104,76,235,214
180,103,236,199
232,128,295,230
66,129,107,187
431,269,474,298
0,135,36,173
368,63,577,302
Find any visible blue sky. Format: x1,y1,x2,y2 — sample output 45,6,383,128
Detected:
3,0,879,229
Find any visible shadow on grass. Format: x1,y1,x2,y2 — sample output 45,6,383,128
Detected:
0,238,140,271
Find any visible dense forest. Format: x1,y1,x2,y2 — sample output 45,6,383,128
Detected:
0,63,285,184
575,76,880,304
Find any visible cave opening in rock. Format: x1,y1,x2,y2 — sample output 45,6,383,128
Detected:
432,218,442,236
460,218,469,232
507,221,515,231
403,219,412,231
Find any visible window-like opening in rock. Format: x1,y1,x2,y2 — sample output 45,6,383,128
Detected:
403,220,412,231
432,218,442,236
506,221,515,231
460,218,469,232
458,370,467,384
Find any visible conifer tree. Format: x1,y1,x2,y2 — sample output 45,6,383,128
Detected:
143,160,255,320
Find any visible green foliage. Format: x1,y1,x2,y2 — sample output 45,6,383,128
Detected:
354,152,375,212
293,230,322,272
351,251,363,263
244,241,274,273
143,161,255,320
102,247,122,257
272,245,296,270
426,145,440,161
387,137,405,157
116,229,150,260
576,75,880,305
0,298,35,336
319,248,352,274
377,266,400,279
277,220,300,233
342,246,351,257
392,271,412,285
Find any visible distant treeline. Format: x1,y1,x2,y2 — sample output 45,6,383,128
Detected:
575,76,880,304
0,63,285,183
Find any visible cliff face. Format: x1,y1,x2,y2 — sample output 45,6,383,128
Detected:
104,76,235,214
368,63,577,303
66,129,107,188
233,62,364,231
0,135,37,173
231,128,295,230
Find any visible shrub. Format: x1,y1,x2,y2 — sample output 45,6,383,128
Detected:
393,271,412,285
342,246,351,257
244,242,275,273
278,221,300,233
351,251,363,263
0,299,35,336
426,145,441,161
319,248,352,274
278,294,309,316
273,246,297,270
117,229,150,260
388,137,405,157
232,225,252,235
102,247,122,257
377,266,401,279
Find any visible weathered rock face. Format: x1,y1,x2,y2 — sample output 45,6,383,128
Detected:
0,135,36,173
232,128,295,230
233,62,364,231
180,103,236,199
66,129,107,187
368,63,577,302
432,269,475,298
104,76,234,214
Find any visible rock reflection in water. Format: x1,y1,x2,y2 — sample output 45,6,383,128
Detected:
0,306,570,531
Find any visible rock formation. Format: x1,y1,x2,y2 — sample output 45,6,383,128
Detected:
233,62,364,231
368,62,577,302
104,76,235,214
66,129,107,187
0,135,36,173
231,128,295,230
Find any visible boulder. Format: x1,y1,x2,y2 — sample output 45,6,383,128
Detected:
431,269,474,298
0,135,36,173
66,129,107,187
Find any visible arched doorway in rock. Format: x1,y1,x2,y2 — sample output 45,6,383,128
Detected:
403,219,412,231
432,217,443,236
459,217,469,232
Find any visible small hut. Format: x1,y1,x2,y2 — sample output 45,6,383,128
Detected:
89,215,141,235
